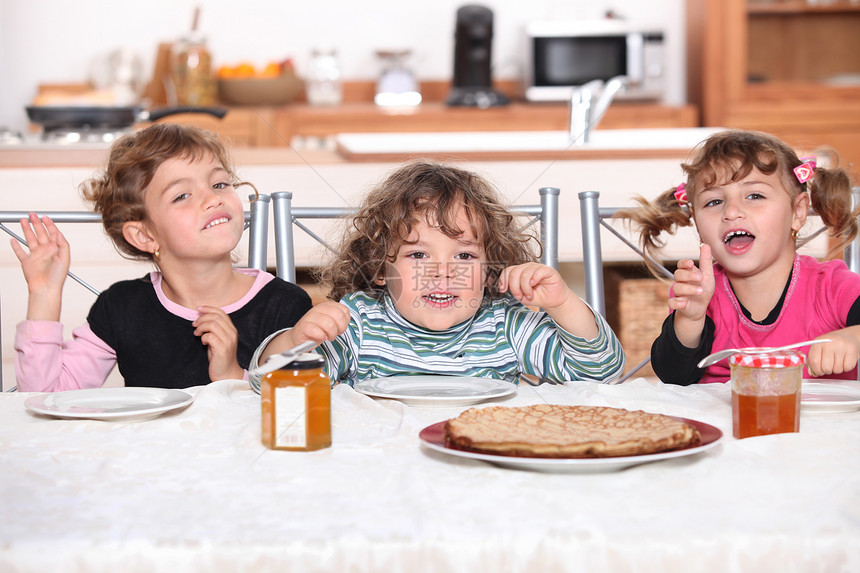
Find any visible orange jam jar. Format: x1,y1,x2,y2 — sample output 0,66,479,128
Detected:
261,353,331,451
730,350,804,439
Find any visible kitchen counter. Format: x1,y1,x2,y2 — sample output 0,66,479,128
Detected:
0,138,701,168
0,145,344,168
4,100,698,156
273,101,698,139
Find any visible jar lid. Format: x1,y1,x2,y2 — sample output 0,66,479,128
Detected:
282,352,324,370
730,350,805,368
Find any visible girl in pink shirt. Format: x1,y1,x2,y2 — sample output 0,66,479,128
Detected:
11,124,311,391
619,129,860,384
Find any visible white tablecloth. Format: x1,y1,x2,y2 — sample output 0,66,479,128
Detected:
1,378,858,573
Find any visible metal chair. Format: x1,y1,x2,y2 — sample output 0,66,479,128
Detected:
579,188,860,382
270,187,561,283
0,194,271,391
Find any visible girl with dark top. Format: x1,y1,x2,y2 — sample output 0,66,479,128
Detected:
12,124,311,390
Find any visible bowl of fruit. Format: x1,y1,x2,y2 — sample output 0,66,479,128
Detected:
217,59,303,106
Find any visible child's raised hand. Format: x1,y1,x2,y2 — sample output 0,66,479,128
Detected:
499,262,573,311
670,243,715,322
287,301,351,346
193,305,243,381
11,214,70,321
499,262,598,339
806,328,860,378
259,301,350,369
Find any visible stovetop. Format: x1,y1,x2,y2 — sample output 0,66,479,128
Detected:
0,127,117,150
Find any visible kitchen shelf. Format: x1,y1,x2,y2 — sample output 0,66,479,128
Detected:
688,0,860,171
747,1,860,14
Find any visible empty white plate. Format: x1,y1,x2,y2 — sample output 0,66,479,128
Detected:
24,387,194,421
801,380,860,413
354,375,516,407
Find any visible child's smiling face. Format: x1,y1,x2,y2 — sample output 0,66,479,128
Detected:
379,203,488,330
141,153,245,262
691,165,808,280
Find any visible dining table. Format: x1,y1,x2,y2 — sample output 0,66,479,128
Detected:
0,376,858,573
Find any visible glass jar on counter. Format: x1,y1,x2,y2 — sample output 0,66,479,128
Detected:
305,49,343,106
170,34,217,106
261,353,331,451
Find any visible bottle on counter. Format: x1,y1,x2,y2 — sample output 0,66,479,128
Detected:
169,7,216,106
261,353,332,451
305,48,344,106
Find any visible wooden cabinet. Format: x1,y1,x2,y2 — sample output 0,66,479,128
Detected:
151,107,282,147
687,0,860,172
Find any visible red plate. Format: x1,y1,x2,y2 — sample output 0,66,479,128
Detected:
418,416,723,473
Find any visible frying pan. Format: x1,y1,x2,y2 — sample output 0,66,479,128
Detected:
25,105,228,131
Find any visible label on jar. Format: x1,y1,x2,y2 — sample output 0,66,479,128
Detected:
274,386,307,448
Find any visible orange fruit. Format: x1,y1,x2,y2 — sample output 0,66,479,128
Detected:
261,62,282,77
217,65,237,79
234,62,256,78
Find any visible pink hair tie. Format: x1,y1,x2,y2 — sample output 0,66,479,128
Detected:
673,182,688,205
793,157,816,184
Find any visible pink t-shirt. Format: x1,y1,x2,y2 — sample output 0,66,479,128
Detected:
701,255,860,383
15,269,274,392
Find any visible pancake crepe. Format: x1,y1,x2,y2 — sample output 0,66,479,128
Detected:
444,404,701,458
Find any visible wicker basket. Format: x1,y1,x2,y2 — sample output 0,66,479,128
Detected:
603,269,672,378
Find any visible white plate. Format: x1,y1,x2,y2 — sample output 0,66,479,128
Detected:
801,380,860,413
419,417,723,473
24,387,194,421
354,375,516,407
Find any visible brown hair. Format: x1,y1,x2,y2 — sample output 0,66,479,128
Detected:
319,161,539,301
616,129,858,275
79,123,255,261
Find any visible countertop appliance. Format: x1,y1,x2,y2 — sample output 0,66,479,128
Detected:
524,19,665,103
375,49,422,107
446,4,508,108
23,105,227,144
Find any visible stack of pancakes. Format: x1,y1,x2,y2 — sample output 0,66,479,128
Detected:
444,404,701,458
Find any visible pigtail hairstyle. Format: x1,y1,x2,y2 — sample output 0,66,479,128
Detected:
615,129,859,276
319,161,538,302
806,160,860,257
614,186,695,269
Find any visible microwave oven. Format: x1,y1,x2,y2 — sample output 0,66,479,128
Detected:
524,20,665,102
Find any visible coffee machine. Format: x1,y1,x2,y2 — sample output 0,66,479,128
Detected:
446,4,509,108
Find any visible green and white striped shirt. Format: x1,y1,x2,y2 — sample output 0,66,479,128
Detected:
303,291,624,386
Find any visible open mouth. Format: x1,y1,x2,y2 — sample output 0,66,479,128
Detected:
723,229,755,249
203,216,230,230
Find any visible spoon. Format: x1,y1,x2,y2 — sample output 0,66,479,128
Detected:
250,340,318,378
697,339,831,369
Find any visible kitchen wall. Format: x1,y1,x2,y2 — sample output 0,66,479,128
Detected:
0,0,686,132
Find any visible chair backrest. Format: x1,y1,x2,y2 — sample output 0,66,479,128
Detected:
270,187,561,283
0,194,270,391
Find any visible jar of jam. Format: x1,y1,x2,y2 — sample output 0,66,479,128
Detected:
730,350,804,439
261,353,331,451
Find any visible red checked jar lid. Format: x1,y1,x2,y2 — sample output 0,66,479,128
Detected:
730,350,806,368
